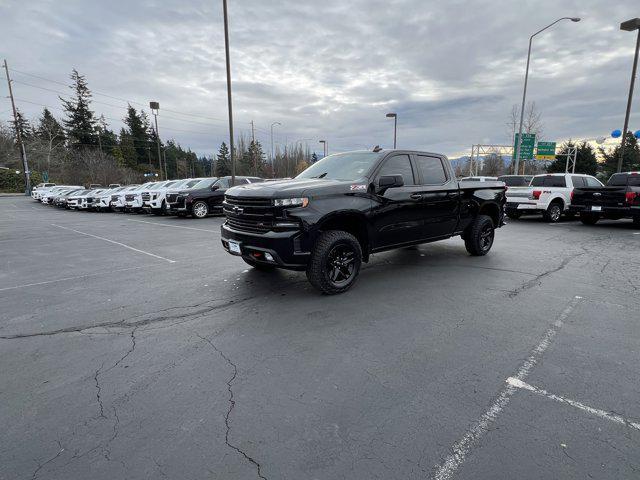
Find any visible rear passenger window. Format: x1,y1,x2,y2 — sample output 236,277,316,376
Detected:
377,155,415,185
415,155,447,184
548,176,566,187
571,176,586,188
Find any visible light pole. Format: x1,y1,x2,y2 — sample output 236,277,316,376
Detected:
319,140,327,157
149,101,163,180
386,113,397,148
513,17,580,175
222,0,235,186
270,122,281,163
618,18,640,173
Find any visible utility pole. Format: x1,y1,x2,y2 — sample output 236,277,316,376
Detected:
250,120,255,143
4,59,31,194
222,0,235,186
618,19,640,173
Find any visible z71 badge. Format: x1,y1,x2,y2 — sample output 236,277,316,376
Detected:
350,184,367,191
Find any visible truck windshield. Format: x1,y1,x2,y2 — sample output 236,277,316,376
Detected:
296,152,383,181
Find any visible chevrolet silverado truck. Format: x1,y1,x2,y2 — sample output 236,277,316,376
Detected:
221,149,506,294
505,173,602,222
569,171,640,226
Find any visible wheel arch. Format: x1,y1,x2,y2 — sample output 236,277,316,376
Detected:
316,211,371,261
478,202,501,227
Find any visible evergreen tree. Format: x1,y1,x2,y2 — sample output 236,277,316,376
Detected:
35,108,65,143
599,131,640,176
215,142,231,176
123,105,150,165
118,128,137,168
246,140,266,176
60,69,98,147
547,141,598,175
13,109,32,141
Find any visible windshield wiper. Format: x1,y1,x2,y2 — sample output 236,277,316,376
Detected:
312,172,328,179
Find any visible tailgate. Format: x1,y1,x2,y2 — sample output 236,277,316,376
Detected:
505,186,532,200
572,187,627,207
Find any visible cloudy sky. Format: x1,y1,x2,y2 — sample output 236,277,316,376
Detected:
1,0,639,158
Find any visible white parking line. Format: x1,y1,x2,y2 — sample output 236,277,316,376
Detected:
51,224,176,263
506,377,640,431
126,218,219,233
0,265,159,293
431,296,583,480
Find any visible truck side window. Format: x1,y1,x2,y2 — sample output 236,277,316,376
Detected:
571,176,586,187
377,155,415,185
415,155,447,184
547,177,566,187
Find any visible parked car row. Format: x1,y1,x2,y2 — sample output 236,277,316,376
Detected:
30,176,266,218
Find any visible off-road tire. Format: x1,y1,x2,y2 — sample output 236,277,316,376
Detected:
464,215,495,256
543,201,563,223
580,214,599,225
306,230,362,295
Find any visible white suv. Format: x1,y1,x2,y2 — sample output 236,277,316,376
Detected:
505,173,603,222
141,180,186,214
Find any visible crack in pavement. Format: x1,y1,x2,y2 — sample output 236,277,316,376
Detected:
196,333,268,480
0,296,252,340
508,251,585,298
31,440,64,479
93,363,107,419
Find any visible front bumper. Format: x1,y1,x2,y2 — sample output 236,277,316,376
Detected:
221,223,310,271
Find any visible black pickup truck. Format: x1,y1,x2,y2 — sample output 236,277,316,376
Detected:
569,172,640,226
220,149,506,294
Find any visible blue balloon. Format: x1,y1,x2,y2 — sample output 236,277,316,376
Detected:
634,130,640,139
612,129,622,138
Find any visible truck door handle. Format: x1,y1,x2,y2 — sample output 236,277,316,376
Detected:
410,193,423,200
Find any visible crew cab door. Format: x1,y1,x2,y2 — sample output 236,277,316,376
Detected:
370,154,426,249
412,154,459,239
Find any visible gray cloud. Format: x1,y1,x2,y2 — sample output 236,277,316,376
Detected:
1,0,640,157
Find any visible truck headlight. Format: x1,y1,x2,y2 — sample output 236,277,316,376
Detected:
274,197,309,208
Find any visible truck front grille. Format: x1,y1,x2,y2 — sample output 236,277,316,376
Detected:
226,216,272,234
142,192,151,201
111,195,119,202
166,193,178,204
224,195,272,208
125,194,135,201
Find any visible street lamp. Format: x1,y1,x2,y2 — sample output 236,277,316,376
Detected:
149,101,164,180
270,122,281,163
386,113,397,148
319,140,327,157
617,18,640,173
513,17,580,175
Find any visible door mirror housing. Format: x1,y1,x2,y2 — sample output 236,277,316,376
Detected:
377,175,404,192
210,185,219,191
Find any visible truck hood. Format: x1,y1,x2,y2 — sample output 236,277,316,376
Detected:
227,178,362,198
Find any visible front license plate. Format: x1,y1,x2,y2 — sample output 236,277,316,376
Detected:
228,240,241,254
591,206,602,212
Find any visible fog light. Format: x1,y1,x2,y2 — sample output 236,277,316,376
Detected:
264,252,274,262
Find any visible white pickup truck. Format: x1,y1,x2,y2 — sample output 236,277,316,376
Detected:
505,173,603,222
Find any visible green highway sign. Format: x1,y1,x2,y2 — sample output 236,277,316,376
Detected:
513,133,536,160
536,141,556,160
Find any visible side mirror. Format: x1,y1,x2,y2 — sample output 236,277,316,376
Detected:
210,185,219,191
377,175,404,192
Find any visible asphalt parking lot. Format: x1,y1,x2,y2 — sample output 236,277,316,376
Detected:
1,196,639,480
